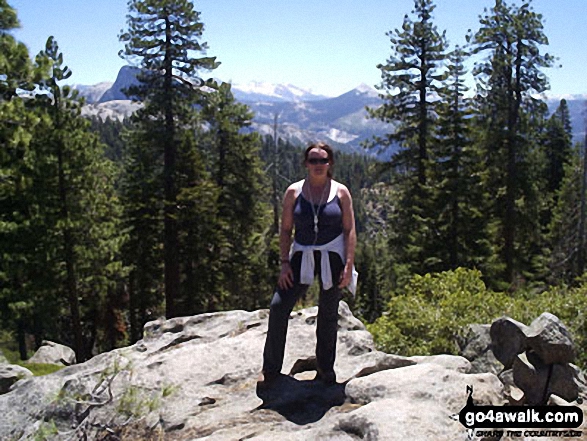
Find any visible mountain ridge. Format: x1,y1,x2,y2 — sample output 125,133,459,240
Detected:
76,66,390,155
75,66,586,156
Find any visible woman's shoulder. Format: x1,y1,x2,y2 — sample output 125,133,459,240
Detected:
333,180,351,197
285,179,305,199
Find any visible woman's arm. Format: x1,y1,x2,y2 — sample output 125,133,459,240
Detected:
338,183,356,289
277,184,297,290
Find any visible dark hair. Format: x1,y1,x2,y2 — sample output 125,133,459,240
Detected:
304,142,335,178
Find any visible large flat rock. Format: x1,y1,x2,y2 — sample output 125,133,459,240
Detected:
1,303,584,440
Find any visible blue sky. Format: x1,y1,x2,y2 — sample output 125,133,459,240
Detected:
8,0,587,97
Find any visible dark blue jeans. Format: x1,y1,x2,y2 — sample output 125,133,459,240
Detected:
263,250,344,376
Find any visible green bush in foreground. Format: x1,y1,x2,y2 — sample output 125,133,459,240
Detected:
368,268,587,368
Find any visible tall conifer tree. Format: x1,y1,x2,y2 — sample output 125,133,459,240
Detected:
32,37,126,360
547,147,582,283
473,0,554,285
368,0,447,275
544,99,574,196
119,0,219,318
196,84,272,311
0,0,38,359
432,46,493,273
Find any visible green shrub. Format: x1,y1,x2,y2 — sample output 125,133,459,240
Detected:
368,268,587,368
368,268,515,356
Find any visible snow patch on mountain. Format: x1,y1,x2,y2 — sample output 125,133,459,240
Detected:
320,128,359,144
231,81,330,103
545,93,587,101
353,83,379,97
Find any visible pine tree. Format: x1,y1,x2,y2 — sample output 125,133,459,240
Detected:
0,0,31,99
578,129,587,276
353,238,392,323
31,37,127,359
0,1,43,359
547,146,583,283
543,99,573,196
119,0,219,318
473,0,554,286
0,0,60,359
193,83,273,311
120,117,165,340
369,0,447,183
367,0,447,275
432,46,493,273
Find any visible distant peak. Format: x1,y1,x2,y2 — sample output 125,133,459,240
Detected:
354,83,378,94
544,93,587,101
231,81,329,102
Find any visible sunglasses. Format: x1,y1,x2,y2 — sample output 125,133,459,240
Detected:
307,158,329,165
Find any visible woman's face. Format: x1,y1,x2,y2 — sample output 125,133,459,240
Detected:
305,148,330,178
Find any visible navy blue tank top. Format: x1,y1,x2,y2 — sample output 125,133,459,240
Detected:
294,188,343,246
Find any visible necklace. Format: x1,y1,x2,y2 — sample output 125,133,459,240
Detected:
307,180,329,243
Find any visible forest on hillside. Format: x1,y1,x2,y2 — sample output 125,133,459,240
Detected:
1,0,587,366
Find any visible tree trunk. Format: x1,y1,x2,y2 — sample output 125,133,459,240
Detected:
578,130,587,275
503,46,522,286
55,96,84,360
418,56,428,187
163,14,180,318
128,270,140,343
17,319,27,361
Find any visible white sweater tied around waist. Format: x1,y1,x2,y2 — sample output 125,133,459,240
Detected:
290,233,358,295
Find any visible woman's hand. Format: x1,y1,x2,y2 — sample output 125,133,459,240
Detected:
338,262,353,289
278,262,294,290
338,183,356,291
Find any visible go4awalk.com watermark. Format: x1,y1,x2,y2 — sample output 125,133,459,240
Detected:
458,386,584,438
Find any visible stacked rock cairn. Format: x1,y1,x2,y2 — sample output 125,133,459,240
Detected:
490,312,586,406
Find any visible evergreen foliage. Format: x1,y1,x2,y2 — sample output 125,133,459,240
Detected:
89,117,128,163
1,33,126,360
183,83,273,312
431,46,493,275
368,0,448,277
543,99,574,196
369,268,587,368
0,0,37,360
0,0,32,99
546,147,584,283
119,0,219,318
472,0,555,286
33,37,127,360
1,0,587,367
367,0,566,290
119,114,165,340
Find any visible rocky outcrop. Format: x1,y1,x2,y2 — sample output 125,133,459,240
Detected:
0,364,33,395
28,340,76,366
80,100,142,122
490,317,530,369
0,304,585,440
457,323,503,375
488,313,586,406
97,66,140,103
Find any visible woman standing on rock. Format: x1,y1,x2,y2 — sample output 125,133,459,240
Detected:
261,142,357,385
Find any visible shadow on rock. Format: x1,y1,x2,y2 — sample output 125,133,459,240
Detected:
255,374,346,425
